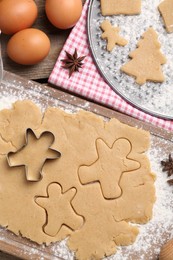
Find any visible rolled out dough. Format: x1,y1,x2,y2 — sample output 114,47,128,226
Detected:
0,100,155,260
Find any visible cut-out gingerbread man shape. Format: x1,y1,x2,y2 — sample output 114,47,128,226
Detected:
7,129,61,181
158,0,173,33
79,138,140,199
100,20,128,52
35,183,84,237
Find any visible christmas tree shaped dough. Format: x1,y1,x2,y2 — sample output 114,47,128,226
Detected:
121,27,166,85
100,20,128,52
100,0,141,16
158,0,173,33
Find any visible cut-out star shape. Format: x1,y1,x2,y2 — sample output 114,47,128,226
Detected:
7,129,61,181
79,138,140,199
35,183,84,237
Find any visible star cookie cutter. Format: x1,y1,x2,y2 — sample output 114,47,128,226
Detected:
7,128,61,182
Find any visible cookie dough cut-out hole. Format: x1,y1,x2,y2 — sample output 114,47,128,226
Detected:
100,0,141,15
7,129,61,181
79,138,140,199
35,183,84,237
100,20,128,52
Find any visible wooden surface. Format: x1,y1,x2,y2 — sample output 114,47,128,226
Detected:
1,0,85,80
0,71,173,260
0,251,19,260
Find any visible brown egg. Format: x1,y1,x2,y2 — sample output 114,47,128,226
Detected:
159,239,173,260
7,28,50,65
0,0,38,35
45,0,82,29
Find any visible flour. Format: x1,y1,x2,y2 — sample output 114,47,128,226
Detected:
107,139,173,260
0,79,172,259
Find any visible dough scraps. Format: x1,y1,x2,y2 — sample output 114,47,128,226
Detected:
100,0,141,16
0,100,155,259
158,0,173,33
121,27,166,85
100,20,128,52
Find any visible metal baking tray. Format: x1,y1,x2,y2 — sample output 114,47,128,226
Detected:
87,0,173,119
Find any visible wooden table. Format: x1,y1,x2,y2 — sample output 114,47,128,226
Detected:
1,0,85,81
0,0,85,259
0,1,171,260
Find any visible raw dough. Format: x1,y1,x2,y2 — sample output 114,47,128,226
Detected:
79,138,140,199
121,27,166,85
68,183,139,260
100,20,128,52
35,183,83,236
158,0,173,33
100,0,141,16
0,100,155,259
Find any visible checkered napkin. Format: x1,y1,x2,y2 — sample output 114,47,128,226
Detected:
48,0,173,131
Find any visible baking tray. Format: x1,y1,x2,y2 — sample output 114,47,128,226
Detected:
0,71,173,260
87,0,173,120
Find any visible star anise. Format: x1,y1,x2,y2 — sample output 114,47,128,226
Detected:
167,179,173,186
161,154,173,177
161,154,173,186
61,49,86,77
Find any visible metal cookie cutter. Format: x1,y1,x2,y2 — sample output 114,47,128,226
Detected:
7,128,61,182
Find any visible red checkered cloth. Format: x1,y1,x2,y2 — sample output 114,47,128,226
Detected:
49,0,173,131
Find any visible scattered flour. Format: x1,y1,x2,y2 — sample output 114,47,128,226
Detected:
0,79,172,259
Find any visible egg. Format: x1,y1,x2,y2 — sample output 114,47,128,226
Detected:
0,0,38,35
45,0,82,29
7,28,50,65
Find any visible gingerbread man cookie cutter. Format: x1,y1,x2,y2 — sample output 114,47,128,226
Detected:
7,128,61,182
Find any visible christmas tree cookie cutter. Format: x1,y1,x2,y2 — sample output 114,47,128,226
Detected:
7,128,61,182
